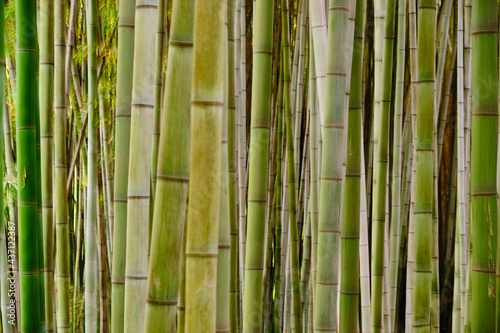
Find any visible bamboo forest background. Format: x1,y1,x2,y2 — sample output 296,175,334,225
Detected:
0,0,496,332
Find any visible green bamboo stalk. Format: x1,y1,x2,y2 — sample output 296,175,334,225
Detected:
470,0,498,331
272,75,283,333
389,0,406,330
184,0,225,331
412,1,436,332
241,0,274,329
55,0,71,327
452,222,461,333
110,0,135,326
237,0,247,306
73,166,84,333
308,0,327,126
217,28,230,329
0,1,9,330
434,0,452,114
97,172,109,333
308,37,318,308
339,0,364,331
123,0,157,326
85,0,98,327
177,225,187,333
150,0,166,196
39,0,55,326
227,0,239,329
371,0,396,331
16,0,42,325
143,0,193,329
314,0,349,332
281,0,302,330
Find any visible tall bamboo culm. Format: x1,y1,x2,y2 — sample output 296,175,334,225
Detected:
314,0,349,332
412,1,435,332
0,0,9,331
470,0,498,331
39,0,55,327
85,0,99,328
389,0,406,330
111,0,135,327
143,0,194,329
123,0,157,327
226,0,239,329
16,0,41,326
55,0,71,328
242,0,274,330
371,0,396,331
184,0,225,331
339,0,364,331
281,0,302,331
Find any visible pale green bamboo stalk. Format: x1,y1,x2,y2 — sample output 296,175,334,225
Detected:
452,223,461,333
227,0,239,330
281,0,302,330
177,225,187,333
216,7,230,331
308,0,327,126
434,0,452,114
143,0,193,329
150,0,166,196
185,1,225,331
110,0,135,326
85,0,98,328
39,0,55,327
371,0,396,331
308,37,318,309
273,79,284,333
237,0,247,304
360,126,371,333
73,165,84,333
241,0,274,329
123,0,157,327
314,1,350,332
0,2,9,330
99,98,114,256
55,0,71,327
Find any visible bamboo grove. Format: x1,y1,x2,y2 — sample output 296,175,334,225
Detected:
0,0,498,331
